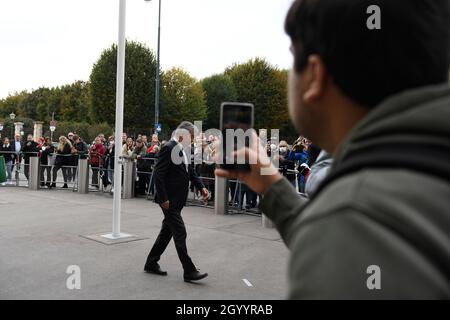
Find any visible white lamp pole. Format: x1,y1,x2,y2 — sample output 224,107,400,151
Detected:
103,0,131,240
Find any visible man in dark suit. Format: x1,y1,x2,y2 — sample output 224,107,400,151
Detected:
144,122,210,282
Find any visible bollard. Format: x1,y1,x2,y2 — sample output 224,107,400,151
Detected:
262,213,275,229
122,158,135,199
28,156,40,190
214,176,228,215
77,158,89,194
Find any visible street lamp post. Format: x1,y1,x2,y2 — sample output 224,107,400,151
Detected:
9,113,16,139
145,0,161,135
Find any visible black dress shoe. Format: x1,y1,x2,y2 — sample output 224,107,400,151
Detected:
144,264,167,276
62,184,68,189
184,270,208,282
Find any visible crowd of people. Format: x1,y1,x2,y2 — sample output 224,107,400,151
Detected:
0,130,328,210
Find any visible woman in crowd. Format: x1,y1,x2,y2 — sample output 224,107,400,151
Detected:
39,137,54,187
146,134,160,154
51,136,72,189
89,136,106,189
122,137,134,157
104,135,115,192
0,137,14,185
132,138,148,195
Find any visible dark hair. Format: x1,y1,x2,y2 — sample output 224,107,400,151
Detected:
285,0,450,108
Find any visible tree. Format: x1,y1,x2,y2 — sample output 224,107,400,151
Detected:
160,67,207,133
89,41,157,130
201,74,237,129
59,81,90,123
225,58,290,137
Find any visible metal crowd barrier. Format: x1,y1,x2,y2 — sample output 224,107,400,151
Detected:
1,150,309,228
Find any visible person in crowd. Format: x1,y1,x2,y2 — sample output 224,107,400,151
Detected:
278,140,297,187
132,138,148,195
122,133,128,146
39,137,55,188
194,134,216,204
146,134,160,154
0,137,14,185
51,136,72,189
141,135,148,148
145,121,210,282
103,135,115,192
304,150,332,197
89,136,106,189
22,134,39,183
289,137,309,193
11,134,23,175
122,137,134,157
145,143,160,196
67,132,77,183
72,134,88,159
216,0,450,299
98,133,107,147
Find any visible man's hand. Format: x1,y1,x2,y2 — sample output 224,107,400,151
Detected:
160,200,170,210
215,130,283,194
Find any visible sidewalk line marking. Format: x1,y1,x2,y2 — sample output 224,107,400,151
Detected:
242,279,253,287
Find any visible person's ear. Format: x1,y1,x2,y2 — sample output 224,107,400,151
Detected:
302,55,327,103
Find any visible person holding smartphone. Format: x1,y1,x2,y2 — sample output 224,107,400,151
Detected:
216,0,450,299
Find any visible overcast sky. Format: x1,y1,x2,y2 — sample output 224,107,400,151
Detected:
0,0,294,99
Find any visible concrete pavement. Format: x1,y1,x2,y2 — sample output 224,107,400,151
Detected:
0,187,288,300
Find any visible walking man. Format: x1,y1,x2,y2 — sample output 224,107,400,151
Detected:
145,121,210,282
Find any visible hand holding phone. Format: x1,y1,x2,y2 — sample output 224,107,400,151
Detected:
219,102,254,171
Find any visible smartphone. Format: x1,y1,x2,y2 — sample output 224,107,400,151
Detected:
219,102,254,171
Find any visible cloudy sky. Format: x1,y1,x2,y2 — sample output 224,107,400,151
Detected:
0,0,294,99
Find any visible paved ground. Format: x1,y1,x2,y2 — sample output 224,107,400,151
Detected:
0,186,288,300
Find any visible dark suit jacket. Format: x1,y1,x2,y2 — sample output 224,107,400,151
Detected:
154,139,204,211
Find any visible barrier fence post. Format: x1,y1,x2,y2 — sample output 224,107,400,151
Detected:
29,156,40,191
78,158,89,194
214,176,228,215
122,158,135,199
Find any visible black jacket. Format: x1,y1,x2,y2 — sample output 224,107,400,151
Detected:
22,140,39,162
55,144,72,166
40,144,55,166
154,140,204,210
0,144,14,163
74,140,88,160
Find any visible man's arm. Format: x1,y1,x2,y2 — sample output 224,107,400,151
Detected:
154,143,171,204
259,178,308,246
189,164,205,190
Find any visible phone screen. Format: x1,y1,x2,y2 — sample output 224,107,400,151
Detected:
220,102,254,171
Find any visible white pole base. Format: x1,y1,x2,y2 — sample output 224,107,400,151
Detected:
101,233,133,240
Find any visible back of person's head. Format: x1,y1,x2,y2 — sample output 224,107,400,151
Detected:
285,0,450,108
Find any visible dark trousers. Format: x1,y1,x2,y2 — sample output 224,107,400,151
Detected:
52,165,68,183
40,164,51,184
24,159,30,181
145,207,196,273
91,166,100,186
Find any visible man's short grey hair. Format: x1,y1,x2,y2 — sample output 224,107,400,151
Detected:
173,121,198,138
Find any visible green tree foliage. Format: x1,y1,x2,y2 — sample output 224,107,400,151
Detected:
50,121,112,144
89,41,157,130
225,58,291,137
201,74,237,129
160,67,207,133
